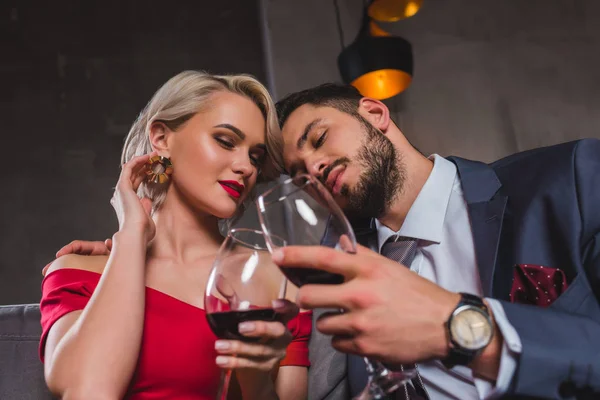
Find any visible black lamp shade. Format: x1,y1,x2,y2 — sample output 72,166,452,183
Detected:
338,35,413,100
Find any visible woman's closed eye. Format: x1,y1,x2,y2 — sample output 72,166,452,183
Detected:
215,134,265,168
215,136,235,149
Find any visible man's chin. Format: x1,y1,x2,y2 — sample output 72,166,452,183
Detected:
342,194,386,220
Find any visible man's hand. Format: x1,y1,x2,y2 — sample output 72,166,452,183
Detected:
56,239,113,258
42,239,113,276
272,244,461,365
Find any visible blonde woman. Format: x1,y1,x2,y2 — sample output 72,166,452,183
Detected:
39,71,310,400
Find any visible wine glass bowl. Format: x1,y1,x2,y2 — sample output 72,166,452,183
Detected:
256,174,356,287
205,229,287,341
204,228,287,400
256,174,415,399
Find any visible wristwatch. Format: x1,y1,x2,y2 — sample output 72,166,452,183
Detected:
443,293,494,369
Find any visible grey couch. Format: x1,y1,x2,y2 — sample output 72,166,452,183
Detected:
0,304,53,399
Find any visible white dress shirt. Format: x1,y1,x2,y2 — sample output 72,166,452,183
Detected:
375,155,522,399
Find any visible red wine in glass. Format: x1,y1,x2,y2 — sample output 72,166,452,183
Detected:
257,174,415,399
204,228,287,400
280,267,344,287
206,308,283,342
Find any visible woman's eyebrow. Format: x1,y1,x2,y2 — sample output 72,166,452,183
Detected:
214,123,245,140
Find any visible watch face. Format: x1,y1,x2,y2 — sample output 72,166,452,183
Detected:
450,306,493,350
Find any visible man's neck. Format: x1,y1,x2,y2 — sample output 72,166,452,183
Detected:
377,152,434,232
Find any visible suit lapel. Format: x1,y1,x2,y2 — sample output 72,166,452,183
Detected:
466,196,507,297
448,157,507,298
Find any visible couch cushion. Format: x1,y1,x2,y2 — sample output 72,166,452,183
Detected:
0,304,53,399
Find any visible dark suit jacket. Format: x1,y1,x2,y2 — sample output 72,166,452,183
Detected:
307,139,600,399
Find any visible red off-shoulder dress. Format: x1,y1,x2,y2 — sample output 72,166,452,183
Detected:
40,268,311,400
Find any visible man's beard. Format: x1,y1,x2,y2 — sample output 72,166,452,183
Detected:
338,119,404,220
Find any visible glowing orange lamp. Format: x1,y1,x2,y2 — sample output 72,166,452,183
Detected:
368,0,423,22
337,9,413,100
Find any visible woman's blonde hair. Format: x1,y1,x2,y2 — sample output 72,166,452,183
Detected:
121,70,282,211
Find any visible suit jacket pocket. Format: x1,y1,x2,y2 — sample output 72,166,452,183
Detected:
510,264,569,307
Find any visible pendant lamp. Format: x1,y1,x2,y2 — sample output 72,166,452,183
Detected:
337,7,413,100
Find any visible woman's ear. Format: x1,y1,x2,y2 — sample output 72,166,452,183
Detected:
149,121,171,155
358,98,391,133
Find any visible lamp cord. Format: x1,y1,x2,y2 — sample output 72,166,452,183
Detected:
333,0,345,51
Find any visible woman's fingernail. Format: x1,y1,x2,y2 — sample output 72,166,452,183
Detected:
215,341,230,350
216,356,229,366
239,322,255,333
271,248,283,263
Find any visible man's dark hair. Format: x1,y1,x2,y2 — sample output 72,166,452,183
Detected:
276,83,363,128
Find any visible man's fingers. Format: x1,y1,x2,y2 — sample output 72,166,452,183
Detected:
272,245,361,277
56,240,84,257
330,335,366,357
104,238,113,251
316,310,361,336
296,284,352,310
56,240,110,257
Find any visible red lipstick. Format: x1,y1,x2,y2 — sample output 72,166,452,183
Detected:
219,180,244,199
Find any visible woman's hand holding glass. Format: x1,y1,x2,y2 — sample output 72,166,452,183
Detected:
205,228,297,399
212,298,298,372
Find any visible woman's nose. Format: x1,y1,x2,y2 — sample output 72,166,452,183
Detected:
232,156,253,177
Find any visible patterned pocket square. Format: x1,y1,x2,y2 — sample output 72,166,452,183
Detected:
510,264,569,307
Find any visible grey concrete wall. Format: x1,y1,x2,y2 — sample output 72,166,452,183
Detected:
1,1,267,304
264,0,600,162
4,0,600,304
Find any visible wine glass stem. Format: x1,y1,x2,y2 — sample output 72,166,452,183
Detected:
216,369,233,400
362,358,404,398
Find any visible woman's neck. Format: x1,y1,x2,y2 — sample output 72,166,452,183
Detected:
148,192,224,264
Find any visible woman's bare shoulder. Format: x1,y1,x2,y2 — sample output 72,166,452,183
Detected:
46,254,109,276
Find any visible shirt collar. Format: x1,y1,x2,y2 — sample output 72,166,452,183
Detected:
376,154,457,251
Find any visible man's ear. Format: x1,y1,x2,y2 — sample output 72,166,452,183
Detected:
149,121,171,155
358,98,391,133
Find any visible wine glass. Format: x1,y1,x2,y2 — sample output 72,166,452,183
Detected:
204,228,287,400
256,174,416,400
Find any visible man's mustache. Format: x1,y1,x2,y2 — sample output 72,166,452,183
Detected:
321,157,350,186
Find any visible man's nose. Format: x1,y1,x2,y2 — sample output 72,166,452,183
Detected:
308,159,327,178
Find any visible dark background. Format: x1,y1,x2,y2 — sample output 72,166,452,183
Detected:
0,0,267,304
3,0,600,305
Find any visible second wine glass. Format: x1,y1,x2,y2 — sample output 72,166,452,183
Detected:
204,228,287,400
256,174,416,400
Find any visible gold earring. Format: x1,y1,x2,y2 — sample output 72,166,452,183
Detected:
146,156,173,184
